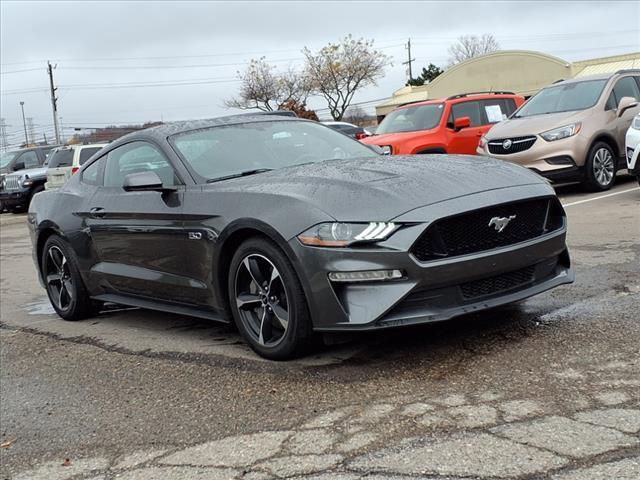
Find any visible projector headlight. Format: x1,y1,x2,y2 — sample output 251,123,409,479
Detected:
540,123,581,142
380,145,392,155
297,222,399,247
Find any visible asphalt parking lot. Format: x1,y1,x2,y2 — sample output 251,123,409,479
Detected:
0,177,639,480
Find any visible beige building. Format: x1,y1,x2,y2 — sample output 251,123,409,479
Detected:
375,50,640,119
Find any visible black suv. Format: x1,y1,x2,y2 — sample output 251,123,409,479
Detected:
0,146,58,212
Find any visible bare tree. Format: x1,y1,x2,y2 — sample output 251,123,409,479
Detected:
447,34,500,66
343,105,369,126
303,35,391,121
225,58,312,112
225,58,280,111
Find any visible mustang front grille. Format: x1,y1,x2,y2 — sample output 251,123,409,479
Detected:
411,197,564,262
488,136,537,155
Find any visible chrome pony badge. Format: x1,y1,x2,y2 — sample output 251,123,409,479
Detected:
488,215,516,232
502,139,513,150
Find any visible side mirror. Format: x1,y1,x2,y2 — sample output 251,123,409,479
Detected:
13,160,25,171
454,116,471,130
123,171,176,193
617,96,639,117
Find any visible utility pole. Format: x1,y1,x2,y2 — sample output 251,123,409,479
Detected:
47,61,61,144
402,38,416,81
0,118,7,152
19,101,28,145
26,117,35,145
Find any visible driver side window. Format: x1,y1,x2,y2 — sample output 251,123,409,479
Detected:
103,142,179,188
18,151,39,169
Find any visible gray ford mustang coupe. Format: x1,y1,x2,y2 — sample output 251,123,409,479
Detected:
28,115,574,359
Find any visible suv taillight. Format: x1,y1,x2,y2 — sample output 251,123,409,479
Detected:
355,132,368,140
71,167,80,175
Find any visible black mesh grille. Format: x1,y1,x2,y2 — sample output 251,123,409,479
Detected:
488,136,536,155
460,265,536,299
411,197,562,262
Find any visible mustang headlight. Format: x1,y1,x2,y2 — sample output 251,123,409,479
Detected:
380,145,392,155
297,222,399,247
540,123,581,142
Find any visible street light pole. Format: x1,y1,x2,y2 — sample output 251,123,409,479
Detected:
19,101,28,145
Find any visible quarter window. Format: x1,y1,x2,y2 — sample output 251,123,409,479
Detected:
103,142,179,188
82,158,102,186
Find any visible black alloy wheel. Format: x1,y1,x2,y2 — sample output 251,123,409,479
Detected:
229,238,312,359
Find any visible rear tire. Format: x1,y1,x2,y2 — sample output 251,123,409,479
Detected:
228,237,313,360
42,235,99,321
582,142,617,191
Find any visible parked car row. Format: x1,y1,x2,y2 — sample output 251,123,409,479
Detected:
363,69,640,191
0,143,106,212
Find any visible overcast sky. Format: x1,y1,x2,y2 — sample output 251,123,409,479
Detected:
1,0,639,145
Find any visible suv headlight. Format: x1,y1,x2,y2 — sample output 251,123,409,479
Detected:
298,222,399,247
540,123,581,142
22,176,33,187
632,115,640,130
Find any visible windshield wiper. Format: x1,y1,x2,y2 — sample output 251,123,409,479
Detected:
206,168,274,183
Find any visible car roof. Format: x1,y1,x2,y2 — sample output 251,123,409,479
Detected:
112,114,305,145
397,92,520,111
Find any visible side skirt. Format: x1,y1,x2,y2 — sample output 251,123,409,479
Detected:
92,293,229,323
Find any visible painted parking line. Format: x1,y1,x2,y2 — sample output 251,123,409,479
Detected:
562,187,640,207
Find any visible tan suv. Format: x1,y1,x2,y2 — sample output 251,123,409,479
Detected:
477,70,640,191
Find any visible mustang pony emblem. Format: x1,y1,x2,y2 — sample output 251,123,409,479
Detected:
488,215,516,232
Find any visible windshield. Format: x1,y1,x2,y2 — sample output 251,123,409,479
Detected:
376,103,444,134
0,151,19,168
515,79,607,117
170,120,378,182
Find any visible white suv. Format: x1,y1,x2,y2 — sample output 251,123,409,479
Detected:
626,114,640,186
46,143,107,190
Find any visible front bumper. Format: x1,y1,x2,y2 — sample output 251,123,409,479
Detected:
477,133,590,182
290,185,574,331
0,189,29,207
625,127,640,174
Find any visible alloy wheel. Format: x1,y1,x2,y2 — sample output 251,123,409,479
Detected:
593,148,614,186
45,245,74,312
234,254,289,347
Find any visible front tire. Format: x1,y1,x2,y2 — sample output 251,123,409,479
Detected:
583,142,616,191
42,235,98,321
228,237,313,360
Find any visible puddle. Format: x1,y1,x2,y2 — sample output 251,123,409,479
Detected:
23,298,55,315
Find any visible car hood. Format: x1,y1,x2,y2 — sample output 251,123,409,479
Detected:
361,129,436,146
486,110,586,139
206,155,545,221
5,166,48,180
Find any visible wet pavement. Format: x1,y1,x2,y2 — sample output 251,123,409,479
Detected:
0,178,639,479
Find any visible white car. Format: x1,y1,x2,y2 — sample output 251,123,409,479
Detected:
46,143,107,190
626,114,640,186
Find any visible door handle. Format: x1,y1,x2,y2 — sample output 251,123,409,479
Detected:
89,207,105,218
